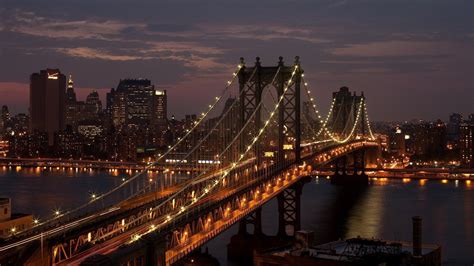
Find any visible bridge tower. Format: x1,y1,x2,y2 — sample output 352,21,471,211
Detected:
238,56,302,167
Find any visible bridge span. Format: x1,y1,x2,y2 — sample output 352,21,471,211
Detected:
0,57,380,265
60,140,378,265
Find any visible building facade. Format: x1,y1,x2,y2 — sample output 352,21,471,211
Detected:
460,123,473,168
0,198,33,239
29,69,66,145
65,76,102,130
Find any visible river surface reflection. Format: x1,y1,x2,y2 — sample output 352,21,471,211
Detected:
205,177,473,266
0,168,472,265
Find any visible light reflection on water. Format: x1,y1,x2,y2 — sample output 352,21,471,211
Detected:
344,187,384,239
0,167,188,219
205,177,473,265
0,168,472,265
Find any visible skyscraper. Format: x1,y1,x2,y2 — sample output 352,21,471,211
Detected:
65,75,76,103
153,89,167,121
65,74,81,129
460,122,473,168
110,79,159,127
111,90,127,127
29,69,66,145
447,113,462,148
389,126,406,156
65,76,102,130
85,90,102,115
118,79,155,125
0,105,10,136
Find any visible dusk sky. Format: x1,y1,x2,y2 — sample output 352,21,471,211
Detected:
0,0,473,121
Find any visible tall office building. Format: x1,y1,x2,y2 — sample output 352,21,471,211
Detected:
389,126,406,156
66,75,76,103
412,120,447,158
111,90,127,127
65,76,102,129
85,90,102,115
153,90,167,121
0,105,10,135
460,122,473,168
118,79,155,125
29,69,66,145
110,79,161,128
447,113,462,148
65,75,81,129
151,89,168,131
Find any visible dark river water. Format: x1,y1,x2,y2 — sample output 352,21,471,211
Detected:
0,167,472,265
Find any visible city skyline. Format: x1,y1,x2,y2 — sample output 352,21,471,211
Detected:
0,68,473,123
0,2,473,264
1,0,473,120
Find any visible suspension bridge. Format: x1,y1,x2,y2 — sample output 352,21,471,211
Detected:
0,56,380,265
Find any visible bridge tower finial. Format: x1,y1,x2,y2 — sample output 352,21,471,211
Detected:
278,56,284,66
240,57,245,66
255,57,261,67
294,56,300,65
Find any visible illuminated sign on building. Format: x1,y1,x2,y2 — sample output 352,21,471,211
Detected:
283,144,293,150
155,90,165,96
264,151,274,157
47,72,59,80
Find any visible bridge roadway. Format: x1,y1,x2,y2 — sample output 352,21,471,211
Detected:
57,140,378,265
0,158,256,262
0,157,209,172
57,157,277,264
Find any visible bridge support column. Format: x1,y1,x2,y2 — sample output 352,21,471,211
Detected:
254,207,263,235
228,178,309,263
237,207,263,236
238,219,247,235
353,149,366,176
277,182,302,237
334,155,347,176
144,233,166,266
332,151,368,185
228,207,264,262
